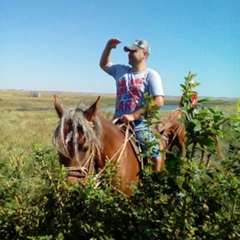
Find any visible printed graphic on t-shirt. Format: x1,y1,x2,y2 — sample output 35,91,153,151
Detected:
116,77,145,113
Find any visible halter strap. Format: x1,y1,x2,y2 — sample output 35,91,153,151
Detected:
66,149,97,179
66,167,88,178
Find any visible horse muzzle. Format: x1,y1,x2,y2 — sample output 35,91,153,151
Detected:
65,166,88,185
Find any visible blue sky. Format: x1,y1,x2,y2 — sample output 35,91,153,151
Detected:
1,0,239,98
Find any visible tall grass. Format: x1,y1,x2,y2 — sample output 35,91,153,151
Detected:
0,90,237,155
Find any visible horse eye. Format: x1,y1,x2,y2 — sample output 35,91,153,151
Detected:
78,144,88,152
83,146,89,152
77,125,83,134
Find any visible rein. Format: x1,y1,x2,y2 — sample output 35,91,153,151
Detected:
66,151,95,178
167,123,184,150
95,122,134,181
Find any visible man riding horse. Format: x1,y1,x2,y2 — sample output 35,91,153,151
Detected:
100,38,165,171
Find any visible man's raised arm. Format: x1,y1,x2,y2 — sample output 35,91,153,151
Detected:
99,38,121,73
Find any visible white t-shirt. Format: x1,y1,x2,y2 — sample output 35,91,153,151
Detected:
108,63,164,119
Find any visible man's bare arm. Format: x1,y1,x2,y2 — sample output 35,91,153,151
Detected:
99,38,121,73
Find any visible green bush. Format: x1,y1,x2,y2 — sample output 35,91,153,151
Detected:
0,147,239,239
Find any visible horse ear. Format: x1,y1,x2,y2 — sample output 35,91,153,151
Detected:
84,96,100,121
54,95,64,118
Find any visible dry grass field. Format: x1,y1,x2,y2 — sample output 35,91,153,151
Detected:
0,89,237,160
0,90,115,161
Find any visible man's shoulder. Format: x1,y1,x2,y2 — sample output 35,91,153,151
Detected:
145,68,161,78
109,63,131,70
108,63,131,76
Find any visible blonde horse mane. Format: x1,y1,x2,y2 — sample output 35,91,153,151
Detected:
53,105,103,164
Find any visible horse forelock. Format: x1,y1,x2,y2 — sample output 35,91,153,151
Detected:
53,105,103,164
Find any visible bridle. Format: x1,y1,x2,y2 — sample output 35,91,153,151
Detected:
65,152,95,178
63,119,100,180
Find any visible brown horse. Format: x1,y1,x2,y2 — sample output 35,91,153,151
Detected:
53,95,145,195
158,108,224,168
155,108,187,160
155,105,224,168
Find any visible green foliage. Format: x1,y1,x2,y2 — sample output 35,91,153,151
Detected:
180,72,229,161
1,147,239,239
135,93,162,160
142,93,161,126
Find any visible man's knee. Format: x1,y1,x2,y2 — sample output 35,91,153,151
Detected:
151,157,164,171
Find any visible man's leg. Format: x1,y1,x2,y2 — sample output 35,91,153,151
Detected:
134,121,164,171
151,157,164,171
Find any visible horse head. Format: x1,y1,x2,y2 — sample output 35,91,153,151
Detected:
53,95,104,185
156,109,187,158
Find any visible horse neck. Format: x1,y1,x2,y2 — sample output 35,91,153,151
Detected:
97,115,126,161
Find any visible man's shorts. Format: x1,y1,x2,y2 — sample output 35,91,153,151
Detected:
133,119,161,158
